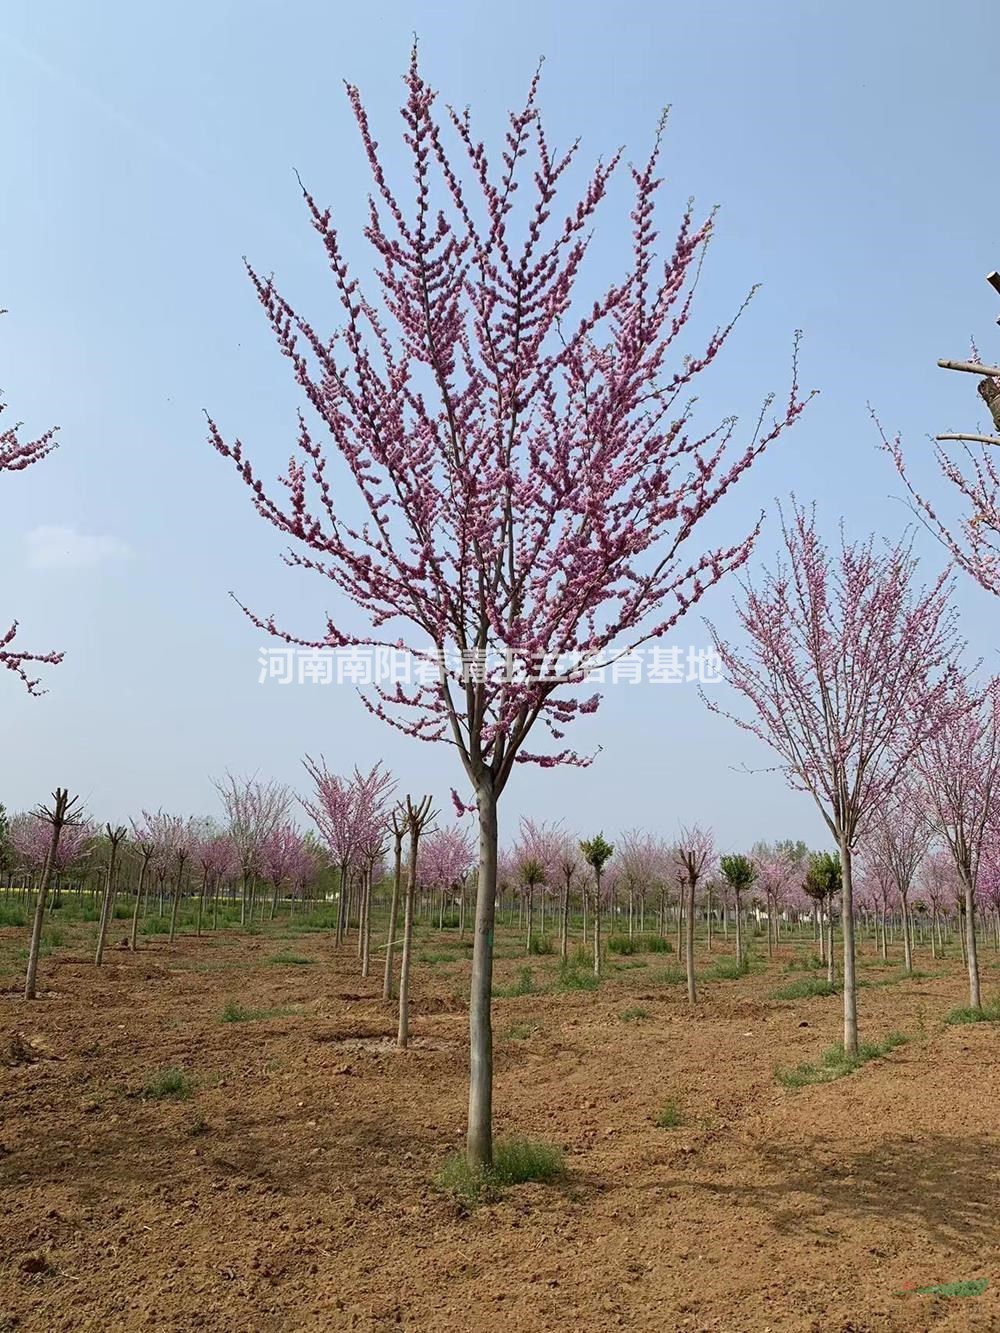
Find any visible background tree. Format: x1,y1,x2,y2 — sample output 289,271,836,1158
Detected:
214,774,291,927
802,850,842,983
94,824,127,965
24,789,83,999
719,853,757,965
580,834,614,977
675,825,713,1003
708,503,961,1056
210,53,809,1167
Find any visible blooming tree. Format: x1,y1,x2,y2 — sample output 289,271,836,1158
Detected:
858,783,929,973
674,825,713,1004
214,774,292,925
707,504,962,1054
913,676,1000,1009
209,52,809,1165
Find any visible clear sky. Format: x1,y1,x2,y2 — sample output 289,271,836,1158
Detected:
2,0,999,851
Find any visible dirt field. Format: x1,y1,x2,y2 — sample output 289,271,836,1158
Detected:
2,912,999,1332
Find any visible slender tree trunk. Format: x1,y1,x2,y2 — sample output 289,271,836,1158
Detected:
962,870,982,1010
361,867,372,979
95,839,122,967
839,841,858,1057
383,831,403,1001
901,891,912,974
467,782,498,1168
525,882,534,954
397,841,418,1049
25,807,70,1000
560,873,570,960
169,857,187,943
734,890,743,965
706,884,713,953
685,875,697,1004
130,858,149,951
593,872,603,977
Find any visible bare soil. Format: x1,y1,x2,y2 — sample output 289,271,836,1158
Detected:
2,917,999,1332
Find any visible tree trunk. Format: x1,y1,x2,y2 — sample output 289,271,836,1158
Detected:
734,890,743,965
962,870,982,1010
383,831,403,1001
169,858,186,942
361,867,372,979
685,875,697,1004
467,781,498,1169
130,858,149,951
25,831,64,1000
901,891,912,974
397,838,418,1049
839,841,858,1057
560,874,570,960
94,845,121,967
593,873,603,977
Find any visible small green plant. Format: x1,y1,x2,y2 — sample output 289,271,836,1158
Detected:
528,933,555,956
418,950,459,965
776,1032,907,1088
944,1001,1000,1025
0,904,27,928
494,966,536,998
782,953,823,973
643,934,673,954
913,1279,988,1298
607,934,638,956
649,964,686,986
143,1067,193,1100
769,977,838,1000
506,1022,540,1040
710,954,755,980
556,960,600,992
654,1099,683,1128
438,1138,565,1203
620,1006,650,1022
265,951,315,966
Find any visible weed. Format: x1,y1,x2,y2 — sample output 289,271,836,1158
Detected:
776,1032,907,1088
769,977,838,1001
438,1138,565,1203
265,952,315,966
620,1006,650,1022
143,1067,193,1100
494,967,536,998
654,1100,683,1128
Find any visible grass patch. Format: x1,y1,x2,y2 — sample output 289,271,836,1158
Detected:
769,977,838,1000
220,1000,297,1023
913,1279,988,1298
607,934,640,956
709,954,757,980
506,1022,540,1040
654,1099,684,1128
643,934,673,954
776,1032,908,1088
438,1137,566,1203
265,951,315,966
528,934,555,956
620,1006,650,1022
143,1067,193,1100
494,966,537,998
0,904,27,927
783,953,824,973
648,964,686,986
944,1001,1000,1025
417,951,459,965
556,960,600,992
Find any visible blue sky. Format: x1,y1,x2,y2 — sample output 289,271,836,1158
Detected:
2,0,999,851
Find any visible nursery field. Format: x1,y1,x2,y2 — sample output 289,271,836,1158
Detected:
2,912,1000,1333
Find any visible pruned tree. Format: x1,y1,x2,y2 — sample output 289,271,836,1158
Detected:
707,503,962,1056
214,774,291,926
674,825,713,1003
94,824,128,965
24,789,83,999
209,51,809,1166
397,795,435,1049
580,833,614,977
719,852,756,966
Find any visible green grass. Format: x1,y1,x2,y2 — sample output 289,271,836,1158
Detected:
782,953,824,973
944,1001,1000,1025
417,950,459,965
654,1099,684,1129
556,961,600,992
265,951,315,966
708,954,757,980
143,1067,193,1100
220,1000,298,1023
506,1022,540,1040
913,1279,988,1298
620,1006,650,1022
643,934,673,954
607,934,640,956
0,904,27,927
494,966,537,998
776,1032,908,1089
648,964,686,986
769,977,838,1000
528,933,555,956
438,1137,566,1203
